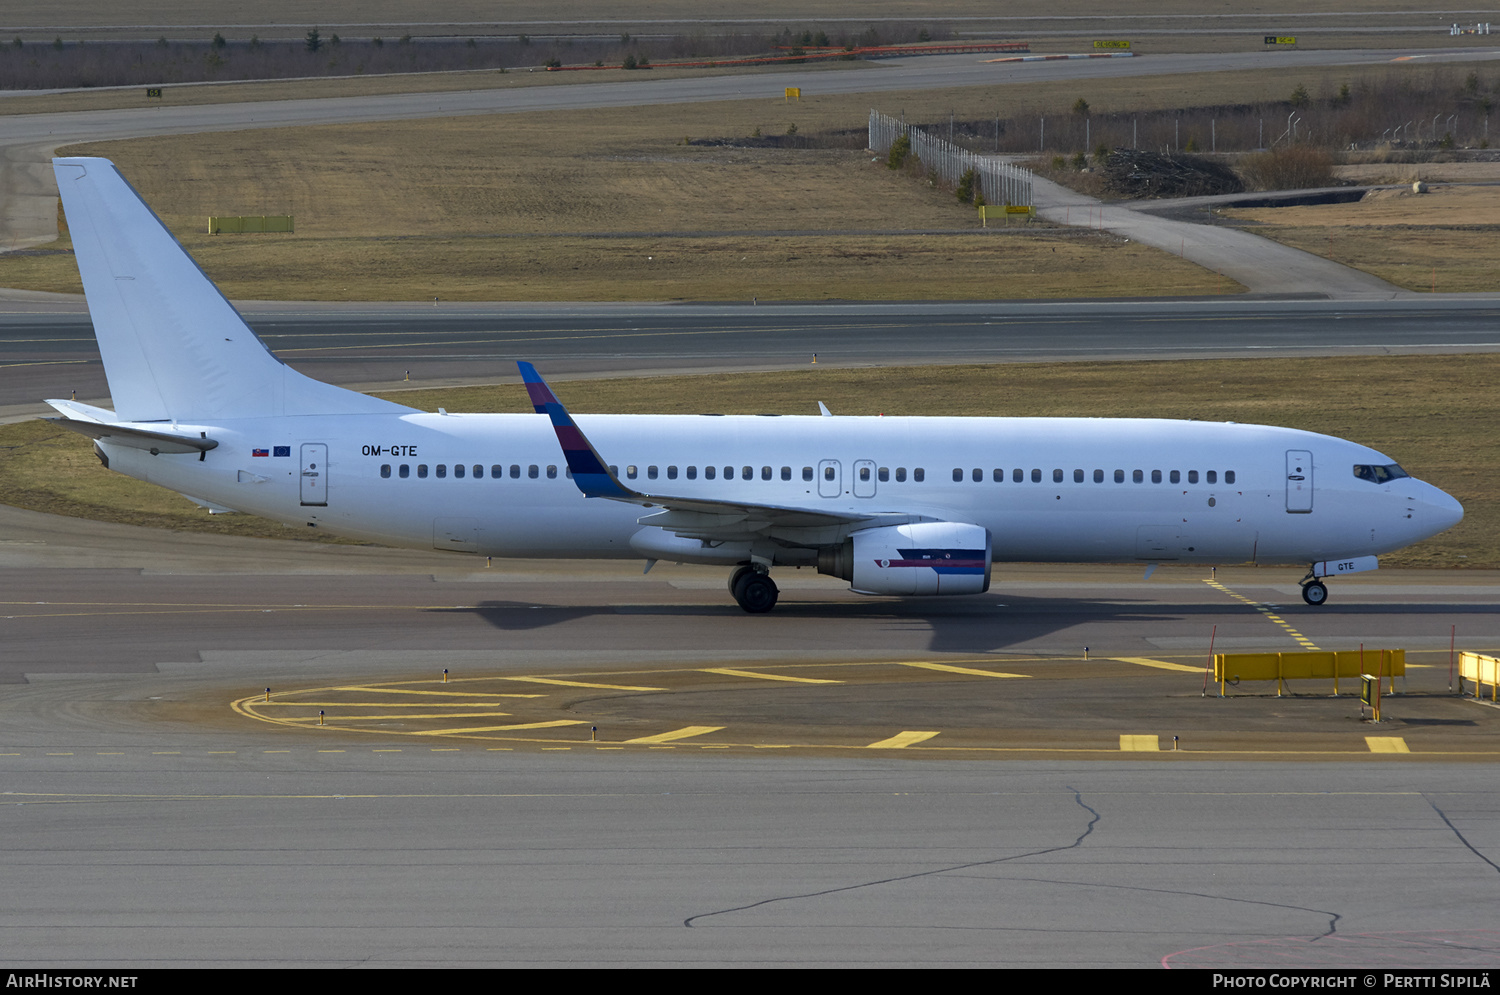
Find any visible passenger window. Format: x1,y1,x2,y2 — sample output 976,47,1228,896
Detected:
803,467,813,481
1053,469,1063,483
648,466,659,480
491,465,502,478
1207,470,1217,484
1225,470,1236,484
1073,469,1084,483
1151,470,1162,483
473,465,482,479
1093,469,1103,483
914,468,925,482
380,464,391,478
547,465,557,479
565,468,573,479
1188,470,1199,484
668,466,678,480
879,467,889,482
610,466,618,477
687,466,697,480
723,466,733,480
528,465,539,479
1132,470,1143,483
417,464,428,478
993,469,1004,482
1114,470,1124,483
781,466,792,481
510,465,520,479
1031,468,1041,483
895,467,907,482
973,468,983,482
453,464,464,479
436,464,447,479
861,466,872,482
1170,470,1180,484
626,465,637,479
705,466,716,480
824,466,835,481
742,466,752,480
399,464,410,479
762,466,772,481
953,468,963,482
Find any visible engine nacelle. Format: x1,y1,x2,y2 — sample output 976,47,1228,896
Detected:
819,522,992,596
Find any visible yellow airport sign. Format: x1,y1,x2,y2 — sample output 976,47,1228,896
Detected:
1093,40,1131,49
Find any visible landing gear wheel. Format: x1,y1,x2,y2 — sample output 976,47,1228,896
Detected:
728,564,755,595
732,571,779,613
1301,580,1328,606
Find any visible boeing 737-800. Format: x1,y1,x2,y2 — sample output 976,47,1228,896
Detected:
44,157,1464,612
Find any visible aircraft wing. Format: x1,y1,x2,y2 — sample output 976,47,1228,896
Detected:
519,362,904,542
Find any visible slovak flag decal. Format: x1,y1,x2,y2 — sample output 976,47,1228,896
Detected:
252,448,269,457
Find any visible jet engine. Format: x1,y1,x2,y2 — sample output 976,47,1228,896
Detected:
818,522,991,596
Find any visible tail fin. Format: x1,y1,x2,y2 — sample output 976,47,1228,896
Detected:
53,157,412,421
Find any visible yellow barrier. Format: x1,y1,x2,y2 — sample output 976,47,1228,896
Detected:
785,87,800,101
1459,652,1500,701
1214,649,1404,696
978,204,1035,227
208,215,294,234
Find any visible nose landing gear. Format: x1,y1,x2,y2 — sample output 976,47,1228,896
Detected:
728,564,779,613
1300,576,1328,606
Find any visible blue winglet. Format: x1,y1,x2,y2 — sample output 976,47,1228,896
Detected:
518,362,634,499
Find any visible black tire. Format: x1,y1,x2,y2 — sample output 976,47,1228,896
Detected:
733,573,779,613
1302,581,1328,606
728,565,754,594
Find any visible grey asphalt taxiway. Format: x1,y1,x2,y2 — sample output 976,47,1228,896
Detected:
3,503,1500,967
5,296,1500,416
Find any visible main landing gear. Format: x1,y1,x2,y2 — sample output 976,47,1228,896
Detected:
1300,574,1329,606
728,564,779,613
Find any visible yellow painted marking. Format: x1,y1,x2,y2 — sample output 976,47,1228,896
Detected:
334,687,543,699
317,750,346,753
152,752,180,755
700,667,842,684
1366,737,1410,754
411,720,587,736
262,750,290,753
503,677,666,691
1204,579,1322,650
896,662,1027,678
301,711,513,722
430,748,460,752
255,700,538,706
1113,656,1203,673
372,749,402,752
46,753,73,756
1120,735,1160,752
625,725,724,744
867,730,940,749
96,752,124,756
206,751,237,755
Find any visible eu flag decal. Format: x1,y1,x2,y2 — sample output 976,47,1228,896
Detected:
273,446,291,457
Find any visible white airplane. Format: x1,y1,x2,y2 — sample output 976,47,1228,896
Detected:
45,156,1464,612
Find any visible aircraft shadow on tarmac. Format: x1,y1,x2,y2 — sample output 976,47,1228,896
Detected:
428,596,1500,656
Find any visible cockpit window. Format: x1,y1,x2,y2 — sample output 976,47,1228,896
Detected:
1353,463,1410,484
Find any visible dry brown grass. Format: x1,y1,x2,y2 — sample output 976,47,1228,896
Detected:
1,355,1492,568
1,100,1237,301
1223,185,1500,293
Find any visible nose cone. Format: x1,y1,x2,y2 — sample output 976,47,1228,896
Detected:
1419,480,1464,537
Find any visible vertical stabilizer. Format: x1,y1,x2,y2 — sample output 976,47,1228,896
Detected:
53,157,411,421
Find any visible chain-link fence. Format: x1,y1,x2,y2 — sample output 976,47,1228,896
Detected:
869,109,1033,208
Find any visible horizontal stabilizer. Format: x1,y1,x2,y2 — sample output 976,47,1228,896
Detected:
46,416,218,455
